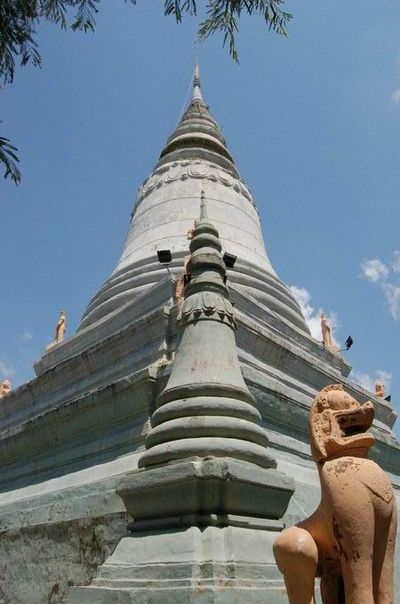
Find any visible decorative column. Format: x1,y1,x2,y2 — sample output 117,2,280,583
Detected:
68,194,295,604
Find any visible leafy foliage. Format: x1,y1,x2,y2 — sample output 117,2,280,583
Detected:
0,1,101,86
0,129,21,184
0,0,102,184
166,1,292,63
0,0,291,184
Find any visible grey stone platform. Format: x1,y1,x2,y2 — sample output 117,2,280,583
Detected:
68,522,288,604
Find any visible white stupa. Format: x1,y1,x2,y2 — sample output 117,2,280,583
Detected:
78,64,308,333
0,65,398,603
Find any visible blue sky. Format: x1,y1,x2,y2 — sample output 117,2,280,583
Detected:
1,1,399,426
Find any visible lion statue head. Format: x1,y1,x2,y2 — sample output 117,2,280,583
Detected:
309,384,375,463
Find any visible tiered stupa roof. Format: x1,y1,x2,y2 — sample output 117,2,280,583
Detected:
157,64,237,174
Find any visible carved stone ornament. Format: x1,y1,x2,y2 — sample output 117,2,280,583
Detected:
177,291,235,326
132,159,255,218
0,380,12,398
320,312,333,348
273,384,397,604
55,310,67,343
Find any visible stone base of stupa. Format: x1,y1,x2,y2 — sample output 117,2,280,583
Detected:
68,521,288,604
68,456,294,603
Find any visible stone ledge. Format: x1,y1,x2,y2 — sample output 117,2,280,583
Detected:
67,523,289,604
129,514,283,533
117,457,295,527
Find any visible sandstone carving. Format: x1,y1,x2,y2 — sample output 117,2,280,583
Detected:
133,159,255,216
55,310,67,343
375,383,385,398
175,223,195,304
320,313,333,348
273,384,397,604
0,380,12,398
186,225,195,240
178,291,235,326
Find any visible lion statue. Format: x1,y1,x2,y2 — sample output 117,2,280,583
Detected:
273,384,397,604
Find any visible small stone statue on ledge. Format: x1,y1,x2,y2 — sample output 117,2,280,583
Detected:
0,380,12,398
55,310,67,343
47,310,67,350
175,223,195,304
320,313,333,347
320,313,339,353
273,384,397,604
375,383,385,398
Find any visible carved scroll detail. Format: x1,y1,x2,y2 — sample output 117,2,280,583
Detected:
136,160,254,204
177,292,235,326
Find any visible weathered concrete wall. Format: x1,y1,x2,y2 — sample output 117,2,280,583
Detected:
0,513,127,604
0,450,136,604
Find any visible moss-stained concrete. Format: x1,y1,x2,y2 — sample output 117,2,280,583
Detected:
0,513,127,604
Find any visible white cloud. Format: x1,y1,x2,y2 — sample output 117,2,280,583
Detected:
392,250,400,273
290,285,339,345
0,360,15,380
360,258,389,282
19,331,33,342
391,89,400,104
289,286,316,335
361,252,400,320
351,369,392,395
385,284,400,320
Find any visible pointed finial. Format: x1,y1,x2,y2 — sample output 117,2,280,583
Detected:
200,190,208,220
194,62,200,87
192,61,205,104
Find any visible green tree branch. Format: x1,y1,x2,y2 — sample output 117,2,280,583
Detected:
0,0,291,184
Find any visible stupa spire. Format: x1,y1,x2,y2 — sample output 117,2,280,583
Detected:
113,193,294,531
192,61,205,104
137,194,276,470
155,61,237,175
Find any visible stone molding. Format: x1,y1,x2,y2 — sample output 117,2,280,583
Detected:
118,457,294,525
178,291,236,326
132,159,255,218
